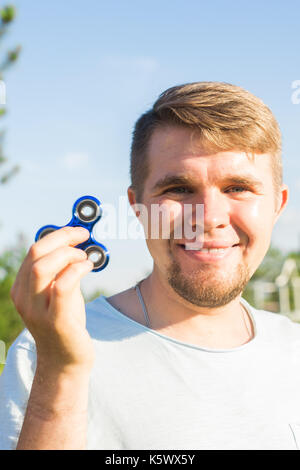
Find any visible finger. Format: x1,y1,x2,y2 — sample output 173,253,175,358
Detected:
30,246,88,295
49,259,94,312
29,226,90,262
12,226,90,300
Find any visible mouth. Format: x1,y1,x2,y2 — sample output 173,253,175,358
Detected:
175,243,240,262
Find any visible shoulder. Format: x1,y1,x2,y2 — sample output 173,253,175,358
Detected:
242,297,300,348
84,291,145,342
1,328,37,392
8,327,36,353
3,328,36,367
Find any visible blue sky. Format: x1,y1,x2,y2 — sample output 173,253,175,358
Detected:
1,0,300,295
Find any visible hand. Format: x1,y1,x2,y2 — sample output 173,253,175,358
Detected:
10,226,95,373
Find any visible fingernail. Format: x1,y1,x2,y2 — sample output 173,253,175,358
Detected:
87,259,94,269
76,226,89,235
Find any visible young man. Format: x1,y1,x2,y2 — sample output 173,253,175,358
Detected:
1,82,299,450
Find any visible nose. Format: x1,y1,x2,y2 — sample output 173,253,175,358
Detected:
191,189,230,233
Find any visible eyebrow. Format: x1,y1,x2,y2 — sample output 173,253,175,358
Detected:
151,173,264,193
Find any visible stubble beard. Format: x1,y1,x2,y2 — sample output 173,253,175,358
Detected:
167,258,251,308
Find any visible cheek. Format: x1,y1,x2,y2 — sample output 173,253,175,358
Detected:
143,200,183,239
142,201,183,267
233,198,275,249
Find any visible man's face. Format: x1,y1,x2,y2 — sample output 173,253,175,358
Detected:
129,125,288,308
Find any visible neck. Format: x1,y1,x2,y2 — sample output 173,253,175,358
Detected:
138,268,253,349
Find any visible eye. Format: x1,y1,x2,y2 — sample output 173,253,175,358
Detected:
226,186,250,193
163,186,192,194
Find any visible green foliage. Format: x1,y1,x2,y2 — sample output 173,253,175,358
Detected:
0,235,27,352
0,3,21,185
243,244,284,303
242,244,300,312
0,4,21,374
1,5,15,24
251,245,286,281
284,251,300,271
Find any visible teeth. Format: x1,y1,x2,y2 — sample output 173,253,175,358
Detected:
184,247,228,253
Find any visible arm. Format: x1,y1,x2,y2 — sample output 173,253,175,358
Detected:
16,365,90,450
10,226,95,450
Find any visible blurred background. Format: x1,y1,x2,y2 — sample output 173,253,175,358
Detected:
1,0,300,362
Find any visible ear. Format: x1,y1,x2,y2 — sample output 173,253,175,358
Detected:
127,186,137,207
127,186,140,217
273,183,289,225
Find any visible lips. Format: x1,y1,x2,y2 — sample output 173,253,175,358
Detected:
173,241,241,263
176,241,240,249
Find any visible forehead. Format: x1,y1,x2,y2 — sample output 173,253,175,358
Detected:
146,125,271,187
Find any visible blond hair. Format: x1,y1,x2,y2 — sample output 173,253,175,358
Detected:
130,81,282,202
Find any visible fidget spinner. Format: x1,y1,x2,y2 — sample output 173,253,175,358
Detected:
35,195,109,272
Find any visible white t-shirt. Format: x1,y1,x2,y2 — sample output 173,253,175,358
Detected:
1,295,300,450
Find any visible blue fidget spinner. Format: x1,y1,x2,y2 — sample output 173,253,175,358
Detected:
35,195,109,272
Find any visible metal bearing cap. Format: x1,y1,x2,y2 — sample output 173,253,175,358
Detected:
36,225,58,240
84,244,108,271
74,197,101,223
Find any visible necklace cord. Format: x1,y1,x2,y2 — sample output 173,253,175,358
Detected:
135,281,253,340
135,282,151,328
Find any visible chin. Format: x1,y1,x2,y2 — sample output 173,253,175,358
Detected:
166,259,251,307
